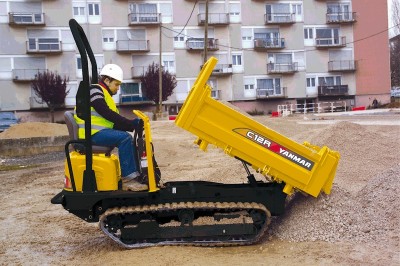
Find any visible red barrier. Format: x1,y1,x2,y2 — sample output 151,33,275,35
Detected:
352,106,366,111
271,111,280,117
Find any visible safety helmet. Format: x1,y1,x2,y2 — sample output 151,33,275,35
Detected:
100,64,123,82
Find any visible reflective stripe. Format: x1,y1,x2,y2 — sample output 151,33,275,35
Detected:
77,123,105,131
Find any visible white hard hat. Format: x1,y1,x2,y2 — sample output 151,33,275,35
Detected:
100,64,123,82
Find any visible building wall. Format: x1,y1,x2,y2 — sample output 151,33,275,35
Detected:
353,0,391,107
0,0,392,117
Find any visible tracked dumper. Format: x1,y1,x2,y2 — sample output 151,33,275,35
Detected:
51,19,340,249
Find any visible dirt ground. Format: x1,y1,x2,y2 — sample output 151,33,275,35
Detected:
0,110,399,265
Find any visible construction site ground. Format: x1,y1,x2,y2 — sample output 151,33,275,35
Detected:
0,109,399,265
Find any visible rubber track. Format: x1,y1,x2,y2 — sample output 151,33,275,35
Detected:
99,201,271,249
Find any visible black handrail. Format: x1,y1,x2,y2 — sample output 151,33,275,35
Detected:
68,19,97,191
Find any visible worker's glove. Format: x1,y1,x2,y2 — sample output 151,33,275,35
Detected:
133,118,144,131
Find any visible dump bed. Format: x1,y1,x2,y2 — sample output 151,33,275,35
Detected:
175,57,340,197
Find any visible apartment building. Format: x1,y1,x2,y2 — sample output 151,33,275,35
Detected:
0,0,391,119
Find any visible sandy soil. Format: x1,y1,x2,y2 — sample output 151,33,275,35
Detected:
0,111,399,265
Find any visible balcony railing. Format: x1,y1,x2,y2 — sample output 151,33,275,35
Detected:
267,62,298,74
26,39,62,53
30,97,47,108
256,87,287,99
318,85,348,96
186,38,219,51
328,60,357,72
116,40,150,52
12,69,46,82
119,94,151,104
9,12,45,25
201,64,233,75
326,12,356,23
254,38,285,50
128,12,161,25
131,66,146,78
264,13,295,24
315,36,346,48
198,13,229,25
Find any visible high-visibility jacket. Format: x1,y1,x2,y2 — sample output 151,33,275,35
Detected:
74,84,118,139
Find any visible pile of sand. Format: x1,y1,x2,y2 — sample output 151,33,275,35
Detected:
0,122,68,139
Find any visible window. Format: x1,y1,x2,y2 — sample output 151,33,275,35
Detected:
76,55,103,78
173,29,186,49
162,54,175,73
120,83,145,103
306,77,316,87
257,78,282,95
327,3,352,22
318,76,341,86
73,6,84,16
316,28,339,45
129,3,158,23
304,28,313,39
88,3,100,16
245,84,254,90
232,54,242,66
73,1,101,23
28,38,60,51
292,4,302,15
229,3,241,23
174,35,185,42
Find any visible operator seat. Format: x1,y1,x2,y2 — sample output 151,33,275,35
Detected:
64,111,115,156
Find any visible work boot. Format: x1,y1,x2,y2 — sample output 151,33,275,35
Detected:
122,172,148,191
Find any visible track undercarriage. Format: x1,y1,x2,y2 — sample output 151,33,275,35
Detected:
100,201,270,248
52,181,287,248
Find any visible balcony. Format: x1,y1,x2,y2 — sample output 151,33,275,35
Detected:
326,12,356,24
9,12,45,25
119,94,151,104
315,36,346,48
328,60,357,72
318,85,348,96
198,13,229,25
186,38,219,51
128,12,161,25
267,62,298,74
26,39,62,53
201,64,232,76
116,40,150,52
12,69,46,82
256,87,287,99
30,97,47,109
254,38,285,50
131,66,146,78
264,13,295,24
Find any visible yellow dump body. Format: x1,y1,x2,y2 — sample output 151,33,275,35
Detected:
175,57,340,197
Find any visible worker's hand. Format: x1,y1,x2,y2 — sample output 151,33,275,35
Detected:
133,118,144,130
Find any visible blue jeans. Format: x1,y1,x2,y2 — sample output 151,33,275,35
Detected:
91,129,137,177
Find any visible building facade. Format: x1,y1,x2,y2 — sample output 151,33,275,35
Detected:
0,0,391,119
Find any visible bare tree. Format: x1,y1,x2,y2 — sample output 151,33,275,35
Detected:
140,62,177,111
31,71,69,123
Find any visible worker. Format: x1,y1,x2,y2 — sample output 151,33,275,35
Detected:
74,64,147,191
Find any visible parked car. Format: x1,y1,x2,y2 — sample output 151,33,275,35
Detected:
0,112,19,132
